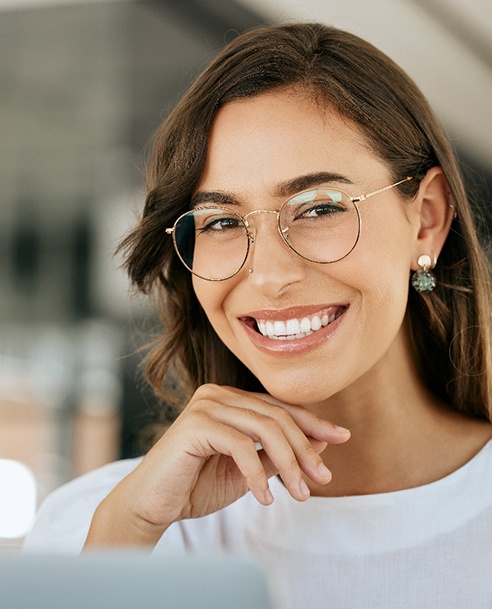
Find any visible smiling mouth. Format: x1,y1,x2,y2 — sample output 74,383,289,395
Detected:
245,306,347,341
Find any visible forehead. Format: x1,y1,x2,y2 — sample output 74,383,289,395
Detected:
196,88,387,197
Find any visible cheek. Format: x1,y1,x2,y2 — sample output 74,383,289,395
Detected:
192,276,234,333
352,222,413,326
334,208,414,316
358,206,415,276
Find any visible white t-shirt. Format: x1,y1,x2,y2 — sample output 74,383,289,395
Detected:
24,439,492,608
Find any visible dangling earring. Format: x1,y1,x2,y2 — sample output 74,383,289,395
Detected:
411,254,437,293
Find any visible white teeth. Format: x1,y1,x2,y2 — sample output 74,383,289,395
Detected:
300,317,311,333
255,310,343,339
286,318,300,334
274,320,286,335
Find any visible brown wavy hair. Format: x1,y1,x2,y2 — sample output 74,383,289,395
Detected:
120,22,492,421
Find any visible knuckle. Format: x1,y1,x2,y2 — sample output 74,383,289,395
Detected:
269,404,292,423
260,417,282,435
235,434,255,452
194,383,219,399
299,437,316,455
188,410,209,426
192,384,240,409
246,468,267,487
284,455,300,472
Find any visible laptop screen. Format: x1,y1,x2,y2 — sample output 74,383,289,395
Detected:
0,553,276,609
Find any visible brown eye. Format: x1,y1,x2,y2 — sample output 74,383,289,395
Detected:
296,202,347,219
199,216,244,232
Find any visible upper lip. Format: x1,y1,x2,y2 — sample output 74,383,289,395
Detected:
239,304,348,322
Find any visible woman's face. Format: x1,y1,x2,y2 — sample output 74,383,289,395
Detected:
192,88,421,406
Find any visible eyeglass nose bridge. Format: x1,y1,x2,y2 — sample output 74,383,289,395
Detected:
243,209,280,244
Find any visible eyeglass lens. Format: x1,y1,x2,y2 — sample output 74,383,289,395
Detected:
173,189,360,280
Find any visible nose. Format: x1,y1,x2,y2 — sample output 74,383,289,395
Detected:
244,212,306,296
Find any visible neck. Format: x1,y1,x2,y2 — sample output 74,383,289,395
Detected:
307,327,492,497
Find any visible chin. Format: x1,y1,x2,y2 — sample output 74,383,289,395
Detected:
259,376,339,407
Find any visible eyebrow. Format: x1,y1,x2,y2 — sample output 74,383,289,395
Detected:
191,191,238,208
191,171,353,208
275,172,353,198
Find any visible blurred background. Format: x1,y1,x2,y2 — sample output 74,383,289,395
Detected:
0,0,491,543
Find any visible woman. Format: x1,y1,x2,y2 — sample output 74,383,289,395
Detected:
26,23,492,607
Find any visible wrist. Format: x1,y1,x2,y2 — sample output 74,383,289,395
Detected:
84,492,169,550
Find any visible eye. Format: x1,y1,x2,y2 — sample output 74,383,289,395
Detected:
288,192,348,222
200,218,242,232
299,201,346,219
191,208,246,236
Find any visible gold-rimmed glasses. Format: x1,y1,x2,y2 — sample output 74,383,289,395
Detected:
165,177,412,281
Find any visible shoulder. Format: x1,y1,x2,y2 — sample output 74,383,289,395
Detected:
23,458,142,554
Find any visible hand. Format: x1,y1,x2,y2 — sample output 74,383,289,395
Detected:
84,384,350,548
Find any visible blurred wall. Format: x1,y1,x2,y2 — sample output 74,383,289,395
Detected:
0,0,263,499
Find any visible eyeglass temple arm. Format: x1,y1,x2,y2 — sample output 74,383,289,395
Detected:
165,228,173,235
352,176,413,202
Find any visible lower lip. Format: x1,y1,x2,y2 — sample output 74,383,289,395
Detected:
239,308,347,355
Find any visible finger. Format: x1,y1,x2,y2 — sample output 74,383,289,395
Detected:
202,395,336,485
225,387,351,444
256,448,310,502
204,404,322,500
259,437,329,473
200,421,275,506
190,386,344,490
196,383,346,440
309,438,329,454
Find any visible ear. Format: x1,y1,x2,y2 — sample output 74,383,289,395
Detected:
410,167,456,271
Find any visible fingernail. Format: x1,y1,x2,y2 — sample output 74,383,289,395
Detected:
299,479,310,497
264,488,274,505
334,425,350,435
318,462,332,480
